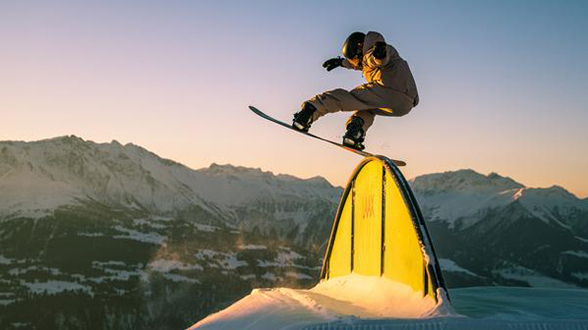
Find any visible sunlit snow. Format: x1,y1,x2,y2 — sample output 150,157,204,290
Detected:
190,274,454,329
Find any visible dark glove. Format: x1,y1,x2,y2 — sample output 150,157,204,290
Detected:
322,57,344,72
373,41,387,60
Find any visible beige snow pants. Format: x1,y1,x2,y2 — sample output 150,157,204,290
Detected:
307,82,414,132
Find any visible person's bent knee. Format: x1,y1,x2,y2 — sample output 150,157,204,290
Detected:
395,107,412,117
374,106,411,117
325,88,350,96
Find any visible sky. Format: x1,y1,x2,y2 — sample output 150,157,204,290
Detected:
1,0,588,197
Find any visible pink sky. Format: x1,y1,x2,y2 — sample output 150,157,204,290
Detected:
1,1,587,197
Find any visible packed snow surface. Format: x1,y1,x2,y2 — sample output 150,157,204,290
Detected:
190,274,455,329
190,278,588,330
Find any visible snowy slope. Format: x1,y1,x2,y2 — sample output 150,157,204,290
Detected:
3,136,584,233
410,170,588,230
190,276,588,330
0,136,341,227
0,136,206,217
409,170,588,289
516,186,588,226
190,274,456,329
409,170,523,227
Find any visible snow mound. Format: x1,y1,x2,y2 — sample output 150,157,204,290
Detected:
189,274,457,329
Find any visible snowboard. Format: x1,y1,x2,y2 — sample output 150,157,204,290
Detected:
249,106,406,166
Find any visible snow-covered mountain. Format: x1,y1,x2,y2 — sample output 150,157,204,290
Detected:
410,169,588,289
0,135,341,243
1,136,587,329
0,136,340,329
411,169,588,231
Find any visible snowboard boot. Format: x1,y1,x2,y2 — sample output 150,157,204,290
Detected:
292,102,317,132
343,116,366,150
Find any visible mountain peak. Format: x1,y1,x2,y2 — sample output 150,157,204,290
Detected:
410,168,587,230
203,163,267,176
48,134,84,142
39,134,87,147
518,185,582,204
200,163,335,188
0,136,342,219
305,175,332,186
545,185,574,196
411,169,524,194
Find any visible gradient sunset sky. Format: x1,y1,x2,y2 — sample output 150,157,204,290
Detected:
2,1,587,197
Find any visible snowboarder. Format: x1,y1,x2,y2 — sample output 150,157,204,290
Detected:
292,31,419,150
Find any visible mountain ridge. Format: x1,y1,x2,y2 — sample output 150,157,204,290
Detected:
1,135,587,329
2,135,583,205
0,135,341,221
2,135,586,239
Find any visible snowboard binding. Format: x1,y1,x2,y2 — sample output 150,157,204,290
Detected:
343,116,366,151
292,102,317,132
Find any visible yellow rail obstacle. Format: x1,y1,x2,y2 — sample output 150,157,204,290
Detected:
320,156,450,303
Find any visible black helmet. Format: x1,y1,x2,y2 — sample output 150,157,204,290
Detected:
342,32,366,60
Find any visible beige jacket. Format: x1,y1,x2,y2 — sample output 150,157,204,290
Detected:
342,31,419,107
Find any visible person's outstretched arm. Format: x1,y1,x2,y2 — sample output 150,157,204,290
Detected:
341,58,362,70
